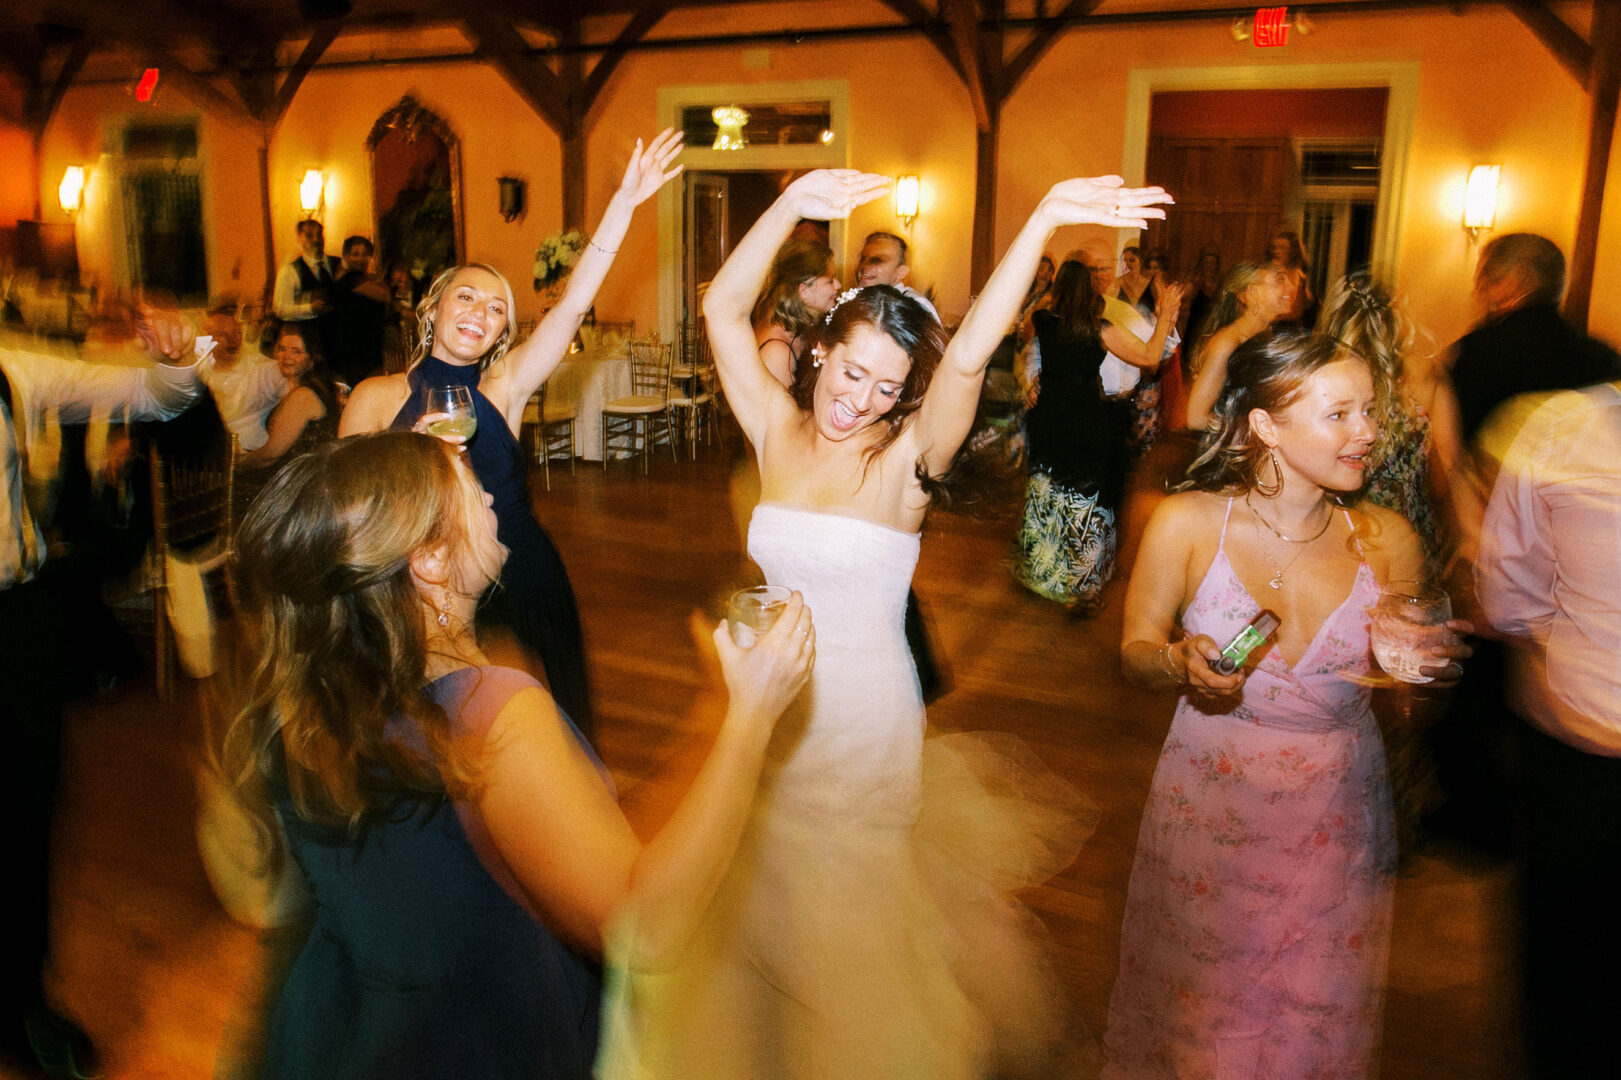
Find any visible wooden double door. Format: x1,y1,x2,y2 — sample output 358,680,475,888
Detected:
1142,136,1292,278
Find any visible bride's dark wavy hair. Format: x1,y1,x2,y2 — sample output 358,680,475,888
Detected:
1178,326,1366,500
790,285,947,472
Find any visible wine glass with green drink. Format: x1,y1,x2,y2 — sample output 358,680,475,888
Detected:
423,386,477,442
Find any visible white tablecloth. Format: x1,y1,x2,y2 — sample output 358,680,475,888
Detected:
548,342,631,461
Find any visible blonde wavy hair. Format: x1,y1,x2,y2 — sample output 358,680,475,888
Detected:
408,263,519,373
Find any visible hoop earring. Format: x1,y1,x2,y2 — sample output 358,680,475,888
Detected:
1256,449,1284,498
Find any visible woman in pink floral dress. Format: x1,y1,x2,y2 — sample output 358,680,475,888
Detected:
1102,329,1469,1078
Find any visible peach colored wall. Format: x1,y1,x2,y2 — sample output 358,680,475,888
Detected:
0,71,36,226
31,2,1620,346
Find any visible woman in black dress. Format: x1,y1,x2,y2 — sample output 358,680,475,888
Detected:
1014,258,1178,614
341,130,684,737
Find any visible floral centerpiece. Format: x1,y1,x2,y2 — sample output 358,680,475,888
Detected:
533,228,586,291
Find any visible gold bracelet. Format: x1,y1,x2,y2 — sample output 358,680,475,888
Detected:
1155,643,1186,686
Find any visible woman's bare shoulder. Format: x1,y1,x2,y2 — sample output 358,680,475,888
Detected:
1151,489,1229,531
340,372,409,435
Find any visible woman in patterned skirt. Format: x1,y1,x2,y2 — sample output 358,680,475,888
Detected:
1014,258,1178,614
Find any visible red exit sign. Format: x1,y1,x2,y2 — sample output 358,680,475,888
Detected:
1254,6,1291,47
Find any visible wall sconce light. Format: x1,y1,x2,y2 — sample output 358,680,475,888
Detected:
299,169,325,217
1464,164,1500,238
59,166,86,215
895,174,920,229
498,176,527,223
712,106,749,150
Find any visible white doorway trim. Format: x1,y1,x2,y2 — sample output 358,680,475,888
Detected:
655,79,850,336
1121,61,1420,277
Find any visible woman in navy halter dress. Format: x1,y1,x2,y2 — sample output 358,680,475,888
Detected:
341,130,687,738
388,356,589,727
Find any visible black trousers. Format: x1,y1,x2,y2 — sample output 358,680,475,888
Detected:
0,573,75,1020
1517,718,1621,1080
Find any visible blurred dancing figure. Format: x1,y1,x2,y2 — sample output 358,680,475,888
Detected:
752,237,840,388
1476,380,1621,1080
1,307,200,1078
343,130,686,737
1103,330,1468,1079
230,433,813,1080
599,170,1166,1079
1184,262,1294,430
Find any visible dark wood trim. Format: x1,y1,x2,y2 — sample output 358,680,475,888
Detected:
1506,0,1593,89
1565,0,1621,331
462,11,571,133
972,120,999,290
581,4,667,115
878,0,968,82
1004,0,1100,96
267,21,343,132
942,0,992,132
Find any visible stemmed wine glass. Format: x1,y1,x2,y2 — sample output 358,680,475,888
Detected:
422,385,477,442
1368,581,1453,685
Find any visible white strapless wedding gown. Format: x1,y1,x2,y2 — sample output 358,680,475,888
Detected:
600,504,1094,1080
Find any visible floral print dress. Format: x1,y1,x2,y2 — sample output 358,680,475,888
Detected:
1102,501,1396,1079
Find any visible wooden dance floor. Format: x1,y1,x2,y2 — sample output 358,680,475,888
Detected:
13,433,1521,1079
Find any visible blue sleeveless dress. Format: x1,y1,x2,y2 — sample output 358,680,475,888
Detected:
391,357,592,732
264,667,603,1079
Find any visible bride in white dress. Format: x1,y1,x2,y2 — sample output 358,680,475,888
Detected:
599,171,1172,1079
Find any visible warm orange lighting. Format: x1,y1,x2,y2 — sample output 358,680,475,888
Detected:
895,175,920,228
59,166,86,215
1464,165,1500,236
300,169,325,215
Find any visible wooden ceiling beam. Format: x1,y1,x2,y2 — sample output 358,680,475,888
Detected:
941,0,991,131
1004,0,1099,96
581,4,667,114
462,10,571,134
266,20,342,132
1506,0,1593,89
879,0,968,83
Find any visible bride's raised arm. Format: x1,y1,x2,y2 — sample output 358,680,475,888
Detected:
910,176,1173,474
704,170,890,448
503,129,685,401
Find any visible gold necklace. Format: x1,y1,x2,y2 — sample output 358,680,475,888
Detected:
1246,494,1333,589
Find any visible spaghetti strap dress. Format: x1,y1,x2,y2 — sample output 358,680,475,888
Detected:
391,357,592,733
1102,499,1396,1079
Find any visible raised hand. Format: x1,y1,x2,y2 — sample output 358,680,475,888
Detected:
1035,176,1174,232
781,170,892,223
1155,280,1186,322
617,128,686,207
133,302,196,362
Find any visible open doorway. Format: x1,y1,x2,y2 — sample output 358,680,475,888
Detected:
681,169,829,324
1141,87,1388,295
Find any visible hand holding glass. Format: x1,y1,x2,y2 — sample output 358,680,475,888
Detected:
422,386,477,441
727,586,792,648
1369,581,1452,684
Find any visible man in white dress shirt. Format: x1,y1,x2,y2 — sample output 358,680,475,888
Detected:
197,302,285,452
855,232,940,322
1,310,199,1077
272,220,342,363
1475,380,1621,1079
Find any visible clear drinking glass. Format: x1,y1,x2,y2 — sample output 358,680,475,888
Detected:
1369,581,1452,684
727,585,792,648
423,385,477,441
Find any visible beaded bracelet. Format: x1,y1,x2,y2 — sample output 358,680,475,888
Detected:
588,237,618,256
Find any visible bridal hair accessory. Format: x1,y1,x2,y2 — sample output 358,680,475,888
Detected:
1255,448,1284,498
824,287,863,324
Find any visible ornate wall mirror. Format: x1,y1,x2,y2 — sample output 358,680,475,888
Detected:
366,94,465,300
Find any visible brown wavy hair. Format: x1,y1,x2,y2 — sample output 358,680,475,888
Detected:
785,285,946,476
225,432,486,829
752,237,834,339
1179,326,1366,498
1191,261,1271,369
408,263,519,373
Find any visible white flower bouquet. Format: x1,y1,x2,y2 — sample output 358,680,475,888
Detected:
533,229,587,289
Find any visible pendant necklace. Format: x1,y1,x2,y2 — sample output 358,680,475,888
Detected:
1247,492,1333,589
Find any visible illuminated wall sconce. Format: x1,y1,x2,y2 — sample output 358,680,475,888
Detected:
498,176,527,222
59,166,86,215
895,174,920,229
299,169,325,218
1464,165,1500,238
712,106,749,150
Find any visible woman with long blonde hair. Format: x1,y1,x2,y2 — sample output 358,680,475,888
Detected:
1183,261,1294,429
341,130,685,734
230,432,814,1079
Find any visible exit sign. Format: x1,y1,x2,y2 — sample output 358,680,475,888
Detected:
1254,6,1290,47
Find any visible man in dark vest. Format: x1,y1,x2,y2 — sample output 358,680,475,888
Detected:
272,219,341,365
